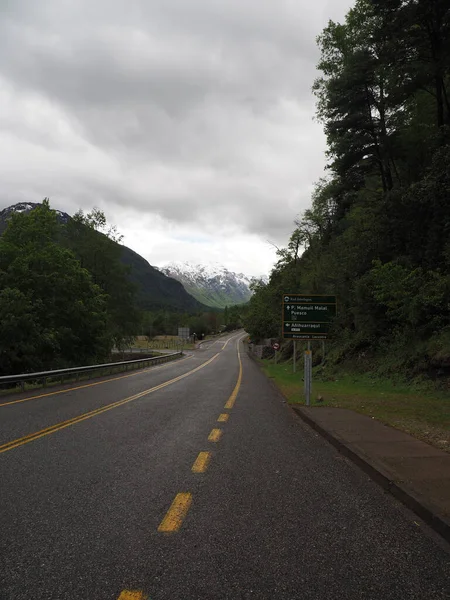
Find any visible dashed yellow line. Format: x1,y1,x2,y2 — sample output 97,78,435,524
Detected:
0,353,220,455
217,413,229,422
0,355,193,408
117,591,148,600
191,451,211,473
208,428,222,442
158,492,193,533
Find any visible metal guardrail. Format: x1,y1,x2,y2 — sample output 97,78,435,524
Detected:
0,352,183,393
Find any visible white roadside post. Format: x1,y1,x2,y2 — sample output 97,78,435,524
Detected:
304,345,307,397
305,341,312,406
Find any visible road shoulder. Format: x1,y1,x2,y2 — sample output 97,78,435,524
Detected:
246,348,450,544
292,406,450,543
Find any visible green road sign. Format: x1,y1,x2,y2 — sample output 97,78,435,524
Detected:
282,293,337,340
283,303,336,323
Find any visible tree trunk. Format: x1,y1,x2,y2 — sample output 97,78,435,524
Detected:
436,76,445,127
365,84,387,193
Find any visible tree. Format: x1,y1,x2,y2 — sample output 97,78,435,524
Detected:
247,0,450,374
0,201,111,374
372,0,450,129
244,279,280,341
314,0,407,199
62,208,140,349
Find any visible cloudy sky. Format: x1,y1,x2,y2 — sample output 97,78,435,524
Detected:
1,0,353,277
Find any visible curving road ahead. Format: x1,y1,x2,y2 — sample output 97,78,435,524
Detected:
0,333,449,600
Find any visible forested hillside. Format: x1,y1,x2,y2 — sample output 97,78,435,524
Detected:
0,202,207,313
245,0,450,378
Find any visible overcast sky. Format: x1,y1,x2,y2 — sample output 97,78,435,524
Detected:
1,0,353,277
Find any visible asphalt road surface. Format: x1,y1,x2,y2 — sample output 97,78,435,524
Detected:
0,333,449,600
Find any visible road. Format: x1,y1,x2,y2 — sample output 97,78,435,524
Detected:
0,333,449,600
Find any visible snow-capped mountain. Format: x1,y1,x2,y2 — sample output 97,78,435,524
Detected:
160,262,253,308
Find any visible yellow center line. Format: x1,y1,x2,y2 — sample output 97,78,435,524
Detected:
221,332,241,349
224,341,243,409
191,451,211,473
208,428,222,442
158,492,192,533
217,413,229,422
0,333,239,409
0,353,220,455
0,354,193,408
117,591,148,600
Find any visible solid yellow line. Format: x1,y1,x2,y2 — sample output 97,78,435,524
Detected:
208,428,222,442
1,334,238,409
117,591,148,600
158,492,192,533
217,413,229,422
191,451,211,473
0,355,193,408
0,353,220,455
222,332,240,349
224,342,243,409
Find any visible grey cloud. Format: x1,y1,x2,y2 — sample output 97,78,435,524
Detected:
0,0,353,248
0,1,316,110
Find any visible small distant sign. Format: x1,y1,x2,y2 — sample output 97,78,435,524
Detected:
282,294,337,340
272,342,280,351
178,327,190,340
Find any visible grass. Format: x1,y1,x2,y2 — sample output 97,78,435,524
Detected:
260,359,450,452
132,333,225,351
131,337,195,350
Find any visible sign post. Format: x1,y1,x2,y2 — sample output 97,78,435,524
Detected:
282,294,336,405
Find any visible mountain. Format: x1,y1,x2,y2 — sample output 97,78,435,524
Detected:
0,202,206,313
0,202,71,234
120,248,205,312
160,262,253,308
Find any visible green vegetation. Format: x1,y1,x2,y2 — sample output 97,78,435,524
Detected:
260,359,450,451
245,0,450,384
140,303,244,340
0,201,112,374
62,207,141,351
180,284,246,310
